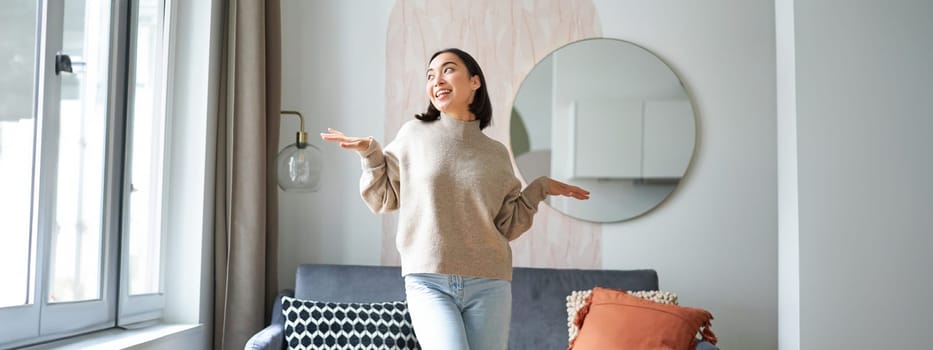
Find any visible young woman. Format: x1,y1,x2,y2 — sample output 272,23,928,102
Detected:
321,48,589,350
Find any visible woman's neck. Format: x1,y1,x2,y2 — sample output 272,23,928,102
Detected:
443,108,475,122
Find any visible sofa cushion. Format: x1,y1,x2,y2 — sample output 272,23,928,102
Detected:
293,264,661,350
295,264,406,302
569,287,717,350
281,296,420,350
566,289,679,344
509,267,659,350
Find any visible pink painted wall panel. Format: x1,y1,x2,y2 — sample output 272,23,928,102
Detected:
383,0,603,269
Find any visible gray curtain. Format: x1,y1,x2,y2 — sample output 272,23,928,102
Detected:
213,0,281,349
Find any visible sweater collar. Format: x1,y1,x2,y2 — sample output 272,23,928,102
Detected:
439,112,482,139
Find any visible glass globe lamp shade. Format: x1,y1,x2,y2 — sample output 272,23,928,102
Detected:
276,142,322,193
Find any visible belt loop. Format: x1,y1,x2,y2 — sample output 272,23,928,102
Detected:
450,274,463,291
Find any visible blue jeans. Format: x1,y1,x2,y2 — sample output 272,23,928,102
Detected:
403,273,511,350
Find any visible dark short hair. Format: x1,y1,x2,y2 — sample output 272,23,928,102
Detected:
415,48,492,130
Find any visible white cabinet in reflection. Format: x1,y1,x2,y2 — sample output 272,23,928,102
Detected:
569,99,643,178
561,99,693,180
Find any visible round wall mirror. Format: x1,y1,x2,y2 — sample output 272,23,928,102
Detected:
511,38,696,223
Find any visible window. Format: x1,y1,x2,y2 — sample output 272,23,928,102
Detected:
0,0,41,313
119,0,171,325
0,0,172,347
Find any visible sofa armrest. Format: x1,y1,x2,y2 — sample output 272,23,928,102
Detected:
696,340,719,350
244,289,294,350
269,289,294,327
244,323,284,350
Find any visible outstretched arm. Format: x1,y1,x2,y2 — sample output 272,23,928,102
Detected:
321,128,401,213
543,178,590,200
320,128,371,151
495,177,589,240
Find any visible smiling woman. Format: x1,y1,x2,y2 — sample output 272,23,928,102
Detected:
424,56,479,110
418,49,491,128
321,47,591,350
511,38,698,223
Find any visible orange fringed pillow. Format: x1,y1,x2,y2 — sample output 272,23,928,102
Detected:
568,287,717,350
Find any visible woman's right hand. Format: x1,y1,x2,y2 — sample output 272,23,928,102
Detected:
320,128,371,152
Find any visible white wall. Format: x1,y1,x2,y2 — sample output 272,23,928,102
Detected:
278,0,394,287
142,0,223,347
593,1,777,349
280,1,777,349
775,0,799,348
792,1,933,348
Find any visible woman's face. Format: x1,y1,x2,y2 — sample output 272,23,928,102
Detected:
425,52,480,117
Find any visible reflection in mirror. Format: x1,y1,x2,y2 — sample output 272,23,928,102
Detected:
512,38,696,223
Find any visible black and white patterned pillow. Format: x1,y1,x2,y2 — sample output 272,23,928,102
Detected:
281,296,420,350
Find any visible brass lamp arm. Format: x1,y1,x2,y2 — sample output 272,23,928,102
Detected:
281,110,308,146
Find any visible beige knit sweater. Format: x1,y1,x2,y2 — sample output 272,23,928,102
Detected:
357,114,548,281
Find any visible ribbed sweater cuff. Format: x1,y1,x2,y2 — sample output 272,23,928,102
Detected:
357,137,384,169
524,176,550,206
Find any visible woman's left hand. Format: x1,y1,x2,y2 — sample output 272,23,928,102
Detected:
545,178,590,200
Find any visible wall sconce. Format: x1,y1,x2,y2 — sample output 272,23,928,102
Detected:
277,110,322,192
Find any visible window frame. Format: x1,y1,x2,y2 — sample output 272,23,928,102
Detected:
0,2,46,339
0,0,175,346
117,0,175,327
0,0,123,345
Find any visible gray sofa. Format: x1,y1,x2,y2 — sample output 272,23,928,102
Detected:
246,264,718,350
